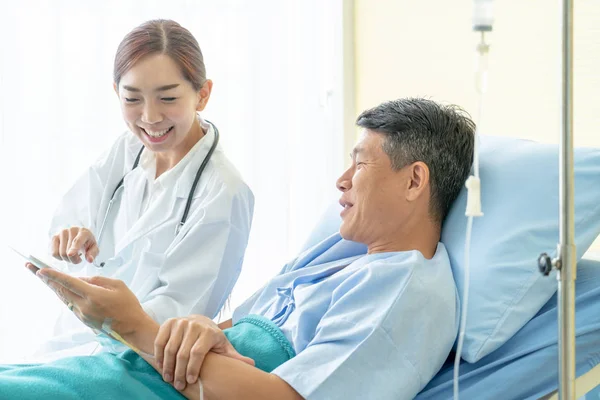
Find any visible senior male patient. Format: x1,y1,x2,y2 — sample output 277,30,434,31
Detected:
5,97,475,400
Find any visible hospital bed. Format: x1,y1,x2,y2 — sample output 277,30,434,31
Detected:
416,255,600,400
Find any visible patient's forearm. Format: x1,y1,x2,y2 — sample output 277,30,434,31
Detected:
121,317,203,399
134,341,302,400
179,352,303,400
124,318,302,400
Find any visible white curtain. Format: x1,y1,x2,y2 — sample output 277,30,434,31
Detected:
0,0,346,362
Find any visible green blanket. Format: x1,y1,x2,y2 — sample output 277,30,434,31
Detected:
0,315,295,400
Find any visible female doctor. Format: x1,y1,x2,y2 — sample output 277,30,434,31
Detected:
30,19,254,362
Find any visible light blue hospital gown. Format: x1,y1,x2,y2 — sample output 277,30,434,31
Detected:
233,233,460,399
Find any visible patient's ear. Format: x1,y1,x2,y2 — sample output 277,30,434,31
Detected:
113,82,119,97
405,161,429,202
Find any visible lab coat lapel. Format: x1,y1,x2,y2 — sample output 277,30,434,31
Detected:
121,169,146,230
115,184,178,255
129,191,177,247
173,124,218,201
114,168,149,254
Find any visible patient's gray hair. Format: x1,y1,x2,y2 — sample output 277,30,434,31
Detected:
356,97,475,223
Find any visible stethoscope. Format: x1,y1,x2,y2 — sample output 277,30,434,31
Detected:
93,121,220,268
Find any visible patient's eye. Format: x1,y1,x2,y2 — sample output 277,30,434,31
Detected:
124,98,139,103
161,97,177,103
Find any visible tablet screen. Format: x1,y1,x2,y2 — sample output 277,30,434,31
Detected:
8,245,56,271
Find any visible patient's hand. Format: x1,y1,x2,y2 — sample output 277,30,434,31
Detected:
35,268,149,337
155,315,255,391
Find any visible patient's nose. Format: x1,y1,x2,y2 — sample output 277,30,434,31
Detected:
336,168,353,192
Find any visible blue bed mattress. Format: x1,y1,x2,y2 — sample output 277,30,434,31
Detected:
416,257,600,400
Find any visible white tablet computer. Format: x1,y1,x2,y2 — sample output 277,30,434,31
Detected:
8,245,56,271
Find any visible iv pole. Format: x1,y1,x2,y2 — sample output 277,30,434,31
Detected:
557,0,576,396
538,0,576,398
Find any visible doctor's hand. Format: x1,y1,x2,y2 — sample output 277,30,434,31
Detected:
35,268,146,337
155,315,255,391
51,227,99,264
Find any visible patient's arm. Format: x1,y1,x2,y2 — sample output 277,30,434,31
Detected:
218,319,232,329
126,319,303,400
144,350,302,400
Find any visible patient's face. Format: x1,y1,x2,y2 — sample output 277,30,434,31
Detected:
336,130,411,247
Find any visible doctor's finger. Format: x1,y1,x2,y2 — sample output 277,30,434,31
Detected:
67,253,83,264
161,321,186,383
51,235,61,260
44,277,84,304
70,230,95,253
66,229,83,264
219,341,255,367
25,262,39,274
185,336,213,385
58,230,70,262
37,268,95,298
174,330,200,389
80,275,122,289
85,242,99,263
154,321,173,369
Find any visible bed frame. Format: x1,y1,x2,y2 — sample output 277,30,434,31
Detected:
540,364,600,399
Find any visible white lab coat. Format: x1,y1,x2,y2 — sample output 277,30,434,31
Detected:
32,122,254,362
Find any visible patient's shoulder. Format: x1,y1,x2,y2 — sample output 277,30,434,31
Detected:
347,243,454,288
338,243,457,329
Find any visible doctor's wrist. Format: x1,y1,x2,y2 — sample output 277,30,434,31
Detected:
122,313,160,355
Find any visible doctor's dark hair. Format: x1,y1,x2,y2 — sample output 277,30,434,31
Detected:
356,98,475,224
113,19,207,91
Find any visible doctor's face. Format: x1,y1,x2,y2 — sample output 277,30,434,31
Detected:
336,130,412,248
115,53,212,157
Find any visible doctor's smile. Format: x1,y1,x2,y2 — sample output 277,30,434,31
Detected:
140,125,175,142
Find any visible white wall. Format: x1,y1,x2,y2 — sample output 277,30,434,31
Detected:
355,0,600,146
353,0,600,250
